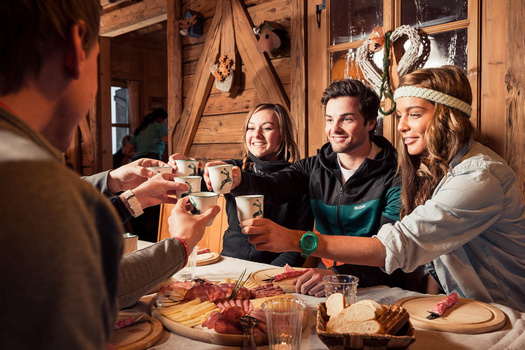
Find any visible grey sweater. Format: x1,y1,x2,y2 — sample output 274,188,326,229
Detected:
0,106,186,349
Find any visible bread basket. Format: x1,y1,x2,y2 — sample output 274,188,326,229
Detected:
316,302,416,349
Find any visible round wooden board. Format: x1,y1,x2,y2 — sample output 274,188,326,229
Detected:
395,296,506,334
196,252,221,266
251,267,308,293
109,314,163,350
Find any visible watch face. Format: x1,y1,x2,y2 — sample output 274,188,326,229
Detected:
303,235,316,250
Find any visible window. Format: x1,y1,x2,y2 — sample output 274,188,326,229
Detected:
111,85,130,154
308,0,478,151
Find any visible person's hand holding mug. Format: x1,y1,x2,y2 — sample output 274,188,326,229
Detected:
107,158,174,193
203,161,242,192
168,196,221,251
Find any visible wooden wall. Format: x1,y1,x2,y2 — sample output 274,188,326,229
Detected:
179,0,294,162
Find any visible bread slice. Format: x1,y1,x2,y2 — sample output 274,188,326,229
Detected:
326,293,346,317
326,303,377,332
355,299,385,317
329,320,385,334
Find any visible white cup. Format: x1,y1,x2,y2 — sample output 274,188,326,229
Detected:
175,245,198,281
174,176,202,198
235,195,264,222
175,159,199,176
207,164,233,194
146,166,174,174
122,233,138,255
188,192,219,226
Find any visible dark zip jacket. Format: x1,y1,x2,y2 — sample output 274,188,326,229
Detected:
221,153,314,266
232,136,425,290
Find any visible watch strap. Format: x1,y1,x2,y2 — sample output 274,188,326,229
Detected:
122,190,143,217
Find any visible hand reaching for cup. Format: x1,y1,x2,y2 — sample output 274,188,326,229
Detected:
168,196,221,250
107,158,174,193
128,172,189,209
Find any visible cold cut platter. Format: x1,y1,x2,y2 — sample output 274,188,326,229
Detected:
150,278,306,346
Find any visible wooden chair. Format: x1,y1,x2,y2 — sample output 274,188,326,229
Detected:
157,195,229,254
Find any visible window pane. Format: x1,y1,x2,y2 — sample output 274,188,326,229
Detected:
423,28,468,71
401,0,468,29
330,0,383,45
330,49,366,82
112,127,130,154
111,87,129,124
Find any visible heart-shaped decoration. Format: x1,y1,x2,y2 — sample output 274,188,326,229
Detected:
357,25,430,92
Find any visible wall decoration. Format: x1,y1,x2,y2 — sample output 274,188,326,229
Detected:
179,10,203,37
253,21,289,54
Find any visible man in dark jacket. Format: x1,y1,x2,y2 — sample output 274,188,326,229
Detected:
221,79,426,296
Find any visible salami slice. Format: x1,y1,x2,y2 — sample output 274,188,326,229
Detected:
427,293,459,319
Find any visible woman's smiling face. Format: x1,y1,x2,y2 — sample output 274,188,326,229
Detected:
396,96,435,156
245,108,282,161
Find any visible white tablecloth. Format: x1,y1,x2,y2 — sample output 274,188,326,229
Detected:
130,243,525,349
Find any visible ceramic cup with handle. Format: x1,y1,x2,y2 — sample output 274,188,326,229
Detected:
175,159,199,176
188,191,219,226
235,194,264,222
174,176,202,198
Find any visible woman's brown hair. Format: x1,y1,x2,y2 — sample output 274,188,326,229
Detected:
240,103,300,170
397,65,475,218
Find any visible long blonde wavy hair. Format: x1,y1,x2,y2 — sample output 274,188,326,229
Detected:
397,66,475,218
240,103,300,171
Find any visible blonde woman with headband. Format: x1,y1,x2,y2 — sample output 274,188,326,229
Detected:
240,66,525,311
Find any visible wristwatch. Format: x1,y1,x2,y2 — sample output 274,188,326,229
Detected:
122,190,143,218
300,231,318,258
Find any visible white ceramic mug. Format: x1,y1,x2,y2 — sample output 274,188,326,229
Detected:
174,176,202,198
175,159,199,176
235,195,264,222
207,164,233,194
188,192,219,226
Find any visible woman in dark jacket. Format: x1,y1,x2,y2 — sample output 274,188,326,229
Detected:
220,103,314,266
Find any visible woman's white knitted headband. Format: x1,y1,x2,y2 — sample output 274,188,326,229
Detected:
393,86,472,117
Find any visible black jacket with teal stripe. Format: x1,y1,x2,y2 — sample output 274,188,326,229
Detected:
233,135,401,238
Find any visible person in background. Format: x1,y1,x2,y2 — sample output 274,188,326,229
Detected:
0,1,220,348
206,80,427,296
202,103,314,266
240,66,525,312
124,108,169,242
113,134,133,168
124,108,168,161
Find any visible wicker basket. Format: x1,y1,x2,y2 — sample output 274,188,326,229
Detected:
316,303,416,349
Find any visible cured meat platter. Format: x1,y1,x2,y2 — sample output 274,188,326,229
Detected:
395,295,506,334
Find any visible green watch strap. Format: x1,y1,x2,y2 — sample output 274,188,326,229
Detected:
300,231,318,258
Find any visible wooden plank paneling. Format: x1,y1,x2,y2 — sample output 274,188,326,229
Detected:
290,0,307,157
99,37,113,171
188,143,243,162
172,0,223,154
232,0,290,108
193,114,246,144
100,0,167,37
167,0,183,155
505,0,525,200
480,0,507,156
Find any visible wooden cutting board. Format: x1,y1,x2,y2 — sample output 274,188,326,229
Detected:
251,267,308,293
109,314,163,350
395,295,506,334
196,252,221,266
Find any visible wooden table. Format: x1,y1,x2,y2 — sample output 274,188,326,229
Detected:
126,243,525,349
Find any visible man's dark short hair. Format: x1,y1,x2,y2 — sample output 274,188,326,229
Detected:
321,79,380,129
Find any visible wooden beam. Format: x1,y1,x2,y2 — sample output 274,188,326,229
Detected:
167,0,182,155
100,0,167,38
231,0,290,109
99,37,113,170
172,0,223,155
290,0,307,158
